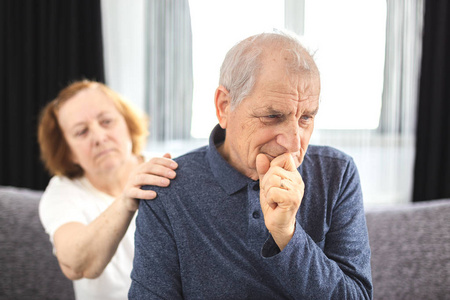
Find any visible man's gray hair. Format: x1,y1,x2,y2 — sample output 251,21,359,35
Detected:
219,31,319,109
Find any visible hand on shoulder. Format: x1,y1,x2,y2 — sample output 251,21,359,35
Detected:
121,153,178,211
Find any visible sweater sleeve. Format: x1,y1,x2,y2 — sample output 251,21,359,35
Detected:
261,158,373,299
128,187,183,299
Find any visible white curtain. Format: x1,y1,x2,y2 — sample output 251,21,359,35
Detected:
380,0,425,135
145,0,193,142
309,0,424,205
102,0,193,142
101,0,146,111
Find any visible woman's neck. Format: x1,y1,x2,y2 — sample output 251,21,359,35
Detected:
85,155,142,197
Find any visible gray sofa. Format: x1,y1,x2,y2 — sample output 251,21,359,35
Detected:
0,186,75,300
1,185,449,299
366,199,450,299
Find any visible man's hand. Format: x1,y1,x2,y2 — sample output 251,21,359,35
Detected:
256,153,304,250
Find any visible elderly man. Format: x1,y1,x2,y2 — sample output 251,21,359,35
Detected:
129,32,372,299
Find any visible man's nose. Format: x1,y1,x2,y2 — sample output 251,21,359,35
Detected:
276,121,301,153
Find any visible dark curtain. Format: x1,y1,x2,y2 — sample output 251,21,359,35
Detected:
0,0,104,191
413,0,450,201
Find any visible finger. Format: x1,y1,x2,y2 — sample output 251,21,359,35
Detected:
262,163,302,188
261,164,287,187
263,192,278,210
265,188,300,209
280,178,287,190
148,156,178,170
129,187,157,200
256,153,271,182
279,178,300,192
263,173,283,191
270,153,297,172
264,178,289,197
134,173,171,187
276,176,295,190
141,161,177,179
163,153,172,159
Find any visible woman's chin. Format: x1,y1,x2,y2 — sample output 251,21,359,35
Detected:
96,158,123,174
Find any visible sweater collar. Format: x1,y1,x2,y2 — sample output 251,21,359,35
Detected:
206,124,255,195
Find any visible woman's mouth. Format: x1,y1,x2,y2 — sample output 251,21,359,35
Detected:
95,148,114,159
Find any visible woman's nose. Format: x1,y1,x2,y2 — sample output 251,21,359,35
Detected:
90,124,107,146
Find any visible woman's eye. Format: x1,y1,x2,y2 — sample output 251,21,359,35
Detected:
75,128,88,137
101,118,113,126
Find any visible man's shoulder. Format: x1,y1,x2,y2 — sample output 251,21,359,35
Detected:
141,145,211,195
305,144,353,163
174,145,208,163
301,145,360,201
302,144,356,176
173,145,210,173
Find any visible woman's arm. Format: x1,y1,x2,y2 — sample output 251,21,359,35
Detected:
53,154,178,280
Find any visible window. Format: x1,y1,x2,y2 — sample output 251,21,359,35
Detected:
303,0,386,130
189,0,285,138
189,0,386,138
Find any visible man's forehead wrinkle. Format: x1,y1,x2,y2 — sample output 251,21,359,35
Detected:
254,97,317,115
263,80,298,96
258,84,318,108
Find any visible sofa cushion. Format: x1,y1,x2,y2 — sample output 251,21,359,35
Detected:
0,186,74,300
366,199,450,300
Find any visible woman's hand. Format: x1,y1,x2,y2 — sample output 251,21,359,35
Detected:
121,153,178,211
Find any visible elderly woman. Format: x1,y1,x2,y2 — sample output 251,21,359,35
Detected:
38,80,177,300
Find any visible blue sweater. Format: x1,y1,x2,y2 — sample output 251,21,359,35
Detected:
129,126,372,299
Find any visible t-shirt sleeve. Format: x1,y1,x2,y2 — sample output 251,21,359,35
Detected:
39,176,90,245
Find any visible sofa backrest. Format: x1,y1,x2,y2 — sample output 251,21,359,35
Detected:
2,184,449,299
366,199,450,300
0,186,75,300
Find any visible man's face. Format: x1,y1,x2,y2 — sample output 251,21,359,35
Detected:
217,51,320,180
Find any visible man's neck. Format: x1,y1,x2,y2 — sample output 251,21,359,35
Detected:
216,140,259,181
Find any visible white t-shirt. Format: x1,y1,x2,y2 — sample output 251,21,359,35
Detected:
39,176,136,300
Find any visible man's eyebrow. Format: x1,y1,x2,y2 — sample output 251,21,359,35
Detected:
253,106,284,114
265,106,285,114
306,107,319,116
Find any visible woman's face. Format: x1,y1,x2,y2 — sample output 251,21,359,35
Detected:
57,87,133,178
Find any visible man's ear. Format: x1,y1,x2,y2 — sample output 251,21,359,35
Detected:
214,85,231,129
